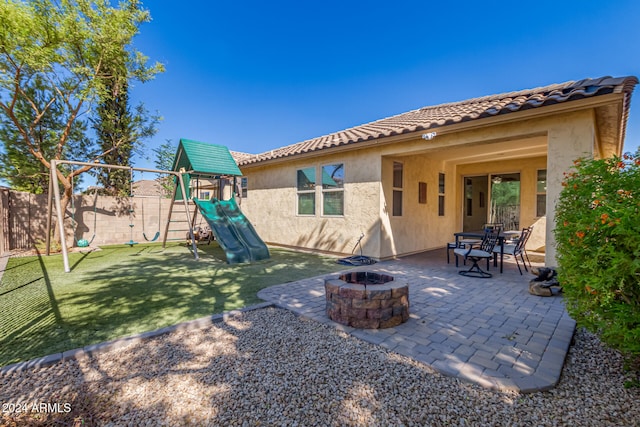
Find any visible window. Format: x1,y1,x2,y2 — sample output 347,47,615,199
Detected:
200,191,210,200
418,182,427,204
465,178,472,216
536,169,547,217
240,177,248,198
322,164,344,215
297,167,316,215
392,162,403,216
438,173,445,216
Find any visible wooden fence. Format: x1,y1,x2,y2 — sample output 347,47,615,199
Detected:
0,188,47,254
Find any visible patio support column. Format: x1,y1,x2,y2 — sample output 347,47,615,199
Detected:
545,111,596,266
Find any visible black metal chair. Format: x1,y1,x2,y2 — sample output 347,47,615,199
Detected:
448,225,502,266
446,241,462,266
483,222,504,233
454,228,501,278
493,226,533,275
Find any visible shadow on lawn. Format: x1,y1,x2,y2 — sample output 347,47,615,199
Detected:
63,247,321,328
0,255,70,367
0,244,342,367
0,277,42,296
69,250,93,272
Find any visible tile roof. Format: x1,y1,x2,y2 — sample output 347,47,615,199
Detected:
132,180,165,197
237,76,637,166
230,150,256,164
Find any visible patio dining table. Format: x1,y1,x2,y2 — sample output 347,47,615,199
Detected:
453,230,520,274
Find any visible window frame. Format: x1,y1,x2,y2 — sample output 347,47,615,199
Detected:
321,163,345,216
536,169,547,217
296,166,317,216
438,172,445,216
392,161,403,216
240,177,248,198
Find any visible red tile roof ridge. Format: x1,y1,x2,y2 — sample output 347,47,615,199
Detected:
236,76,637,166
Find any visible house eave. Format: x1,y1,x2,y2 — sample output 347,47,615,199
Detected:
239,93,629,169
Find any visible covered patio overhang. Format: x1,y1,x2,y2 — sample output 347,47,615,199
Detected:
378,106,602,265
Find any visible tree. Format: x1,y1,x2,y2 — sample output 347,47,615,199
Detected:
0,0,163,240
92,62,159,196
152,139,177,197
0,76,90,193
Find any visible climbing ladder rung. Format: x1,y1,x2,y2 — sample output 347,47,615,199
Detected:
161,173,198,261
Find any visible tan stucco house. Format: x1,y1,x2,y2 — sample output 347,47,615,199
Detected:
232,76,638,265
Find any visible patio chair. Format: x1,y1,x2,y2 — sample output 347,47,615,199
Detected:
447,241,462,266
454,228,501,278
483,223,504,233
492,226,533,275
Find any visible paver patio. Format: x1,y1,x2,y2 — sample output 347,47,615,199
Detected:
258,248,575,393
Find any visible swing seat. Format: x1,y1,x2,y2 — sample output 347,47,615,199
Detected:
77,239,90,248
143,231,160,242
125,240,138,247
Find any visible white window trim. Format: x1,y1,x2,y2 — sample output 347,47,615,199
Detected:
321,163,345,217
297,167,317,216
240,177,248,198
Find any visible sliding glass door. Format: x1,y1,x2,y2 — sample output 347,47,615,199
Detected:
489,173,520,230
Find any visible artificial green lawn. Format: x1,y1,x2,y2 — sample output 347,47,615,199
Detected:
0,242,345,367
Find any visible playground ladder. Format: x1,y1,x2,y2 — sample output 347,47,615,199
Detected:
161,173,199,260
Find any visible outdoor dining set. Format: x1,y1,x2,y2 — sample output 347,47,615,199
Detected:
446,223,533,278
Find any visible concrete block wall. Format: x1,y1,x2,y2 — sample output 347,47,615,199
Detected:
62,196,198,248
0,190,201,253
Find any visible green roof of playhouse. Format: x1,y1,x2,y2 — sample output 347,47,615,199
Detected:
172,139,242,176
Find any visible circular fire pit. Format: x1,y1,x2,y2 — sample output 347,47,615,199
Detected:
324,271,409,329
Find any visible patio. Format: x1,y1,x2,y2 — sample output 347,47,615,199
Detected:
258,248,575,393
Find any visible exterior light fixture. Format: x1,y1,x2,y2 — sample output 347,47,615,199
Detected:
422,132,437,140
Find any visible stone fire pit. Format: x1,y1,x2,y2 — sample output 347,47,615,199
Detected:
324,271,409,329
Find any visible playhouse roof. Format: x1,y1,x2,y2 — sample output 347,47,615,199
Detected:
172,139,242,176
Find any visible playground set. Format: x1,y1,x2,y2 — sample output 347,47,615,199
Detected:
46,139,270,272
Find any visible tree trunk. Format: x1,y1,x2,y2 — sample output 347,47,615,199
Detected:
52,178,73,248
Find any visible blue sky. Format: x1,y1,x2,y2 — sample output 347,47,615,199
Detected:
129,0,640,169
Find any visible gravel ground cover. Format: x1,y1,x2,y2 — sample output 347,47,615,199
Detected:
1,307,639,426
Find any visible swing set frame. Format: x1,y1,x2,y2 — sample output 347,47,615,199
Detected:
46,159,199,273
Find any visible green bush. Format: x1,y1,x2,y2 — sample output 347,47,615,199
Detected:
555,152,640,365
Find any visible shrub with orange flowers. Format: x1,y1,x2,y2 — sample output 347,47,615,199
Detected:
555,150,640,375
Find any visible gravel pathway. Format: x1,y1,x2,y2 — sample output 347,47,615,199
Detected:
1,307,638,426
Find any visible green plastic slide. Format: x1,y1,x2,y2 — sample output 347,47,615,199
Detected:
193,198,270,264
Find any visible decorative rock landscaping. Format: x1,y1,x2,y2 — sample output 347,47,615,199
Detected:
324,271,409,329
2,308,639,426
